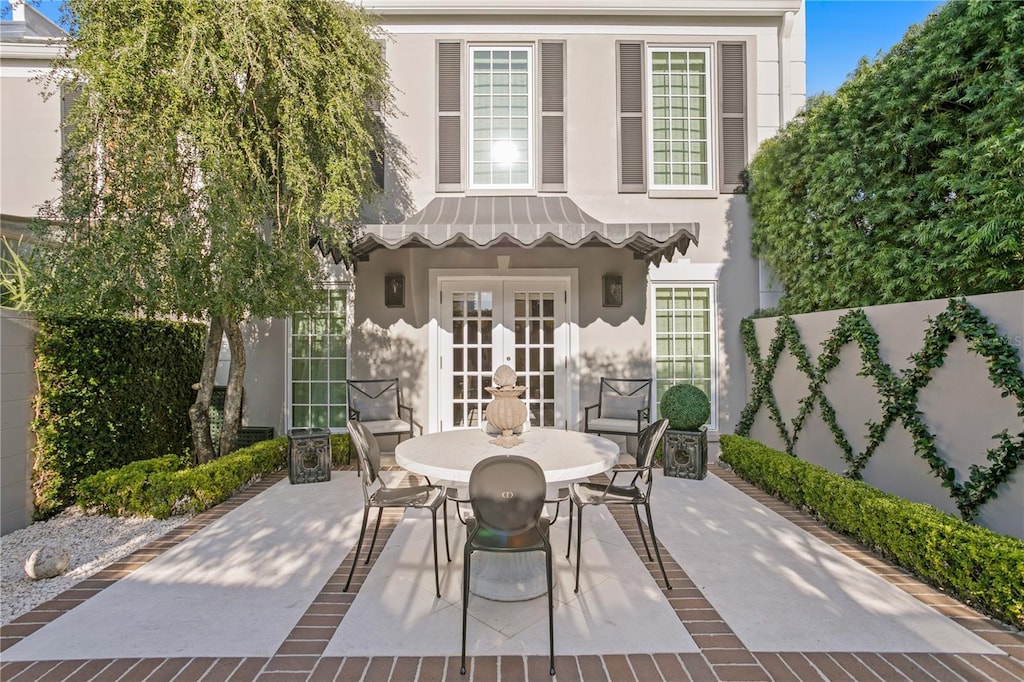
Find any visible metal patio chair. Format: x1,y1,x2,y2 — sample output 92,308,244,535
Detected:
460,455,555,676
583,377,652,441
567,418,672,593
343,420,450,597
347,378,415,441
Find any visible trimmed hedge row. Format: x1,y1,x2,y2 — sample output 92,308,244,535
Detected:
76,433,352,519
77,439,288,518
719,435,1024,630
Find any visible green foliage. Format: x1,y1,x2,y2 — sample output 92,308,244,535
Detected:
330,433,351,467
747,1,1024,314
658,383,711,431
736,298,1024,522
31,0,391,321
720,435,1024,629
32,316,205,518
77,438,288,518
0,235,31,310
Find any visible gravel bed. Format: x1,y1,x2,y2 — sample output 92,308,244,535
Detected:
1,508,190,626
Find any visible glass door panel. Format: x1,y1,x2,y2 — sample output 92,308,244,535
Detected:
440,279,567,431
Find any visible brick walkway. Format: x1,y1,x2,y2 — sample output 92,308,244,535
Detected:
2,463,1022,681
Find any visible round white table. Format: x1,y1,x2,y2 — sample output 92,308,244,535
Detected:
395,427,619,601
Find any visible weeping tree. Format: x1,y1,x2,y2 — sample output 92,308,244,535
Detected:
31,0,390,463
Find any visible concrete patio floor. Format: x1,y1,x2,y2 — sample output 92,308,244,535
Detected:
1,461,1022,681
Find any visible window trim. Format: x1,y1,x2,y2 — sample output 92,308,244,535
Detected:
649,280,719,432
467,43,535,191
645,44,715,192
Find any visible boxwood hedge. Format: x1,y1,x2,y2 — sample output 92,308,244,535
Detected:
720,434,1024,630
76,433,351,519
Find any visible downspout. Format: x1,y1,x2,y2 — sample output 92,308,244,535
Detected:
758,10,797,312
778,10,796,127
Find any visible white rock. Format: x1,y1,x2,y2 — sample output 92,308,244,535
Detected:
2,507,190,625
24,547,71,580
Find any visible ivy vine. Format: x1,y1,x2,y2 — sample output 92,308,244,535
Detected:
738,298,1024,522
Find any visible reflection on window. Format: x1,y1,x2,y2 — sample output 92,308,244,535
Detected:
471,46,533,188
654,285,715,427
291,287,347,430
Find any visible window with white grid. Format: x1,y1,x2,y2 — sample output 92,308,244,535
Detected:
653,284,716,428
290,287,348,430
470,45,533,189
648,47,713,189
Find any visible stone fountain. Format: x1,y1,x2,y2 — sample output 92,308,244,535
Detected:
484,365,528,448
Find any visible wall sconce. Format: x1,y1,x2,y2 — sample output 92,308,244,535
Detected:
602,274,623,307
385,274,405,308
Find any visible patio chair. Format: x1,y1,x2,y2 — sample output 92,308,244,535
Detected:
567,418,672,593
583,377,652,441
343,420,450,597
460,455,555,676
347,378,414,441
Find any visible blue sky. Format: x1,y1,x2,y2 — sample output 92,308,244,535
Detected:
806,0,945,94
9,0,945,95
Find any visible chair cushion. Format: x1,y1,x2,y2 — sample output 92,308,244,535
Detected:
601,394,646,420
357,398,400,421
587,417,649,435
362,418,410,435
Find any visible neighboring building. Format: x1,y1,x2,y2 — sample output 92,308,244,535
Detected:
0,1,66,535
238,0,807,451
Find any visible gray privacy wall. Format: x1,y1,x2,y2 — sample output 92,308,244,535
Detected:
742,290,1023,540
1,310,36,535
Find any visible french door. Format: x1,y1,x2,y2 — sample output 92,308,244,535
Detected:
439,279,569,431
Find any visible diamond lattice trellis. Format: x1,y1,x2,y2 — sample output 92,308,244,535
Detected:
738,299,1024,522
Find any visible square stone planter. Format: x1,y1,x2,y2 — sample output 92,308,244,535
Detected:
287,428,332,484
662,426,708,479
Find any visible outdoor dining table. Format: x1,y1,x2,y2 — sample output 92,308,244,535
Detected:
395,427,619,601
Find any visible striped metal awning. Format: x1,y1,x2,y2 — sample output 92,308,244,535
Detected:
351,196,699,264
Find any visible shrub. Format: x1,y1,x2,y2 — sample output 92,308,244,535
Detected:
720,434,1024,630
32,316,204,518
746,1,1024,313
330,433,351,467
77,437,288,518
659,384,711,431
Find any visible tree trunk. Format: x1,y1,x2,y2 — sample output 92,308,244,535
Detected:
219,317,246,458
189,316,224,465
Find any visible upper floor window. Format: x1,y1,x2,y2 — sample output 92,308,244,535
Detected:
470,46,533,189
436,40,565,193
618,41,747,195
648,47,712,190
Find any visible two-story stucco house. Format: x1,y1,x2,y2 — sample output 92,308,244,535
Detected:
237,0,806,451
1,0,806,532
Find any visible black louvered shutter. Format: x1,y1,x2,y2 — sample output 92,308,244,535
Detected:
437,40,463,191
718,42,747,193
540,41,566,191
617,41,645,193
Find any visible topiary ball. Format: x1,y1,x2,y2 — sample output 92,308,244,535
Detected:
659,384,710,431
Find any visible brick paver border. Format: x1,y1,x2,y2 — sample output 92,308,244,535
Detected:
3,463,1022,681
